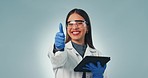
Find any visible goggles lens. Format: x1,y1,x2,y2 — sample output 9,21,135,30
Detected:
67,20,87,28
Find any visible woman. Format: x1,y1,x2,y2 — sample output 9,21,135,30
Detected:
48,8,107,78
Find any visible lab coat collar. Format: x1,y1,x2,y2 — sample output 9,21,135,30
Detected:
65,41,97,56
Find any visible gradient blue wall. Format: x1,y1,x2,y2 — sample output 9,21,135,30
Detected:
0,0,148,78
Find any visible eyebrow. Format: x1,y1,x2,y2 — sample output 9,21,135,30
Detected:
67,20,85,23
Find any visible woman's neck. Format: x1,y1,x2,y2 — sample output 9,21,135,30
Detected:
71,39,85,45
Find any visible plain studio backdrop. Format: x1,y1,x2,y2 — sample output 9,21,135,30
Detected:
0,0,148,78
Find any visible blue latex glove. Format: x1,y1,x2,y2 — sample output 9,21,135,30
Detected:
55,23,65,50
83,62,106,78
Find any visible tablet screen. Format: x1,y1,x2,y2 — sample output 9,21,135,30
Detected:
74,56,110,72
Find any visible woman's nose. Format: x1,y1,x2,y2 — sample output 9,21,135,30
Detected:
72,24,79,29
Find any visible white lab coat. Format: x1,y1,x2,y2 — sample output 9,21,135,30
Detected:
48,41,107,78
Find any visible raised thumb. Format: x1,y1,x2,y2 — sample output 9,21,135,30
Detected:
59,23,64,33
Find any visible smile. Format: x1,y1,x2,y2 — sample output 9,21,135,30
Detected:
72,31,80,35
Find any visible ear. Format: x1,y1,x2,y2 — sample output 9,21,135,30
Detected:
86,30,88,33
86,26,89,33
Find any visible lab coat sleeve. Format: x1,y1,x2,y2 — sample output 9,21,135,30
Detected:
48,45,67,69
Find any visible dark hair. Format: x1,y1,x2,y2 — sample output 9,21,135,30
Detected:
65,8,95,49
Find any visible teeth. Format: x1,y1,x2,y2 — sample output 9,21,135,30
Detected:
72,32,79,34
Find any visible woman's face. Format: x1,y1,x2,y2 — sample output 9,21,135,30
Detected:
67,13,88,45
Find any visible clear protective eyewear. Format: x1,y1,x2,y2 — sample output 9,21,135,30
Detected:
67,20,87,28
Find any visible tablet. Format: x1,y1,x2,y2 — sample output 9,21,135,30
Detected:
74,56,110,72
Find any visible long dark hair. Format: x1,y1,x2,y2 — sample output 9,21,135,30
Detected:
65,8,95,49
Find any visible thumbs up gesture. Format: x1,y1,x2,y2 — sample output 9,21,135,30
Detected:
54,23,65,50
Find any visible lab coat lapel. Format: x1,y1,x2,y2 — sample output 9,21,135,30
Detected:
66,41,83,63
84,45,98,57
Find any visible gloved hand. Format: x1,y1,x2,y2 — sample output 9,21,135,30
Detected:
54,23,65,50
83,62,106,78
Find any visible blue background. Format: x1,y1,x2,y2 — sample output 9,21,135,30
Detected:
0,0,148,78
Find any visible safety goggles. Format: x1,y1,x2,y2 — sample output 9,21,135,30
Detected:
66,20,87,28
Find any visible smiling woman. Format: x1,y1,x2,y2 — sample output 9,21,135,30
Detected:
1,0,148,78
48,8,108,78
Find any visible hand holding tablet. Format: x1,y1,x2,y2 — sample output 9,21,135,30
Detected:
74,56,110,72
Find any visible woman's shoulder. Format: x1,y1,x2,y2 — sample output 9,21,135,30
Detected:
88,46,103,55
65,41,73,48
